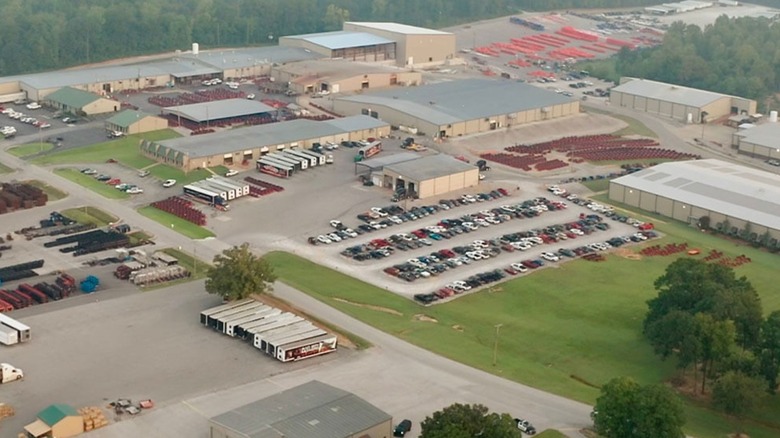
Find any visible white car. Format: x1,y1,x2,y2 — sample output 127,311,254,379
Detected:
327,232,342,242
26,102,41,110
162,179,177,188
370,207,388,217
225,169,239,177
541,252,560,262
343,228,358,238
569,228,584,236
126,187,144,194
317,235,332,244
329,220,343,229
246,94,256,100
510,263,529,273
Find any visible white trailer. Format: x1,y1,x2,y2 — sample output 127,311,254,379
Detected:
196,181,234,200
0,313,30,343
299,149,327,165
285,150,318,167
200,299,253,325
246,314,304,340
264,327,326,355
208,177,250,197
0,325,19,346
235,312,300,339
252,321,314,349
224,307,282,337
276,334,338,362
267,153,305,170
213,302,265,332
204,300,261,329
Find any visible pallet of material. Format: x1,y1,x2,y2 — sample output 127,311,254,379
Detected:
0,402,14,420
79,406,108,431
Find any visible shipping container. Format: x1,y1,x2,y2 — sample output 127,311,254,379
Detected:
276,334,338,362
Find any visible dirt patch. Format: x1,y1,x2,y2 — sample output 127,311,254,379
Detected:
452,324,464,332
332,298,403,316
414,314,438,323
615,248,642,260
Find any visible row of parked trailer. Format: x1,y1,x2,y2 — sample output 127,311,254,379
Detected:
200,299,337,362
183,176,250,206
0,312,31,345
256,148,331,179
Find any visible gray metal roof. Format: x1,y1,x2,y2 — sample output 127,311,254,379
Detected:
336,79,574,126
611,158,780,231
325,115,388,132
356,152,419,171
209,380,391,438
734,123,780,148
183,46,321,69
281,31,394,50
158,115,384,158
384,154,477,181
612,78,728,108
162,99,275,123
345,22,452,36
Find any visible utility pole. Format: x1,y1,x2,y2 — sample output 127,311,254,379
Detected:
492,323,503,366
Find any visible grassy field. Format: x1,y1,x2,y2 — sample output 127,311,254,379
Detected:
0,161,13,174
585,107,657,138
54,168,129,199
264,213,780,438
160,247,212,279
536,431,567,438
61,206,117,227
31,130,179,167
137,206,215,239
8,142,53,157
145,164,230,185
23,179,68,201
580,179,611,193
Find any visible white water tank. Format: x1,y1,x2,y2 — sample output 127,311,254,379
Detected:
770,110,778,123
192,43,199,55
686,113,693,124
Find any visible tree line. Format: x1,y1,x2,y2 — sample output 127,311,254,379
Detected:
585,16,780,105
0,0,660,76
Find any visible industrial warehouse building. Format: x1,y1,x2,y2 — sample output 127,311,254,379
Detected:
382,154,480,199
44,86,119,116
24,404,84,438
334,79,579,138
160,99,276,127
141,115,389,170
609,77,757,123
279,30,398,62
730,121,780,160
104,110,168,135
343,22,456,67
271,59,421,95
209,381,392,438
609,159,780,239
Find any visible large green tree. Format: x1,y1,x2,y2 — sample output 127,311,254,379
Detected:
712,371,766,435
420,403,521,438
205,243,276,301
757,311,780,393
593,377,686,438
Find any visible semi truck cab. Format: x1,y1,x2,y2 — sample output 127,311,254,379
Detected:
0,363,24,383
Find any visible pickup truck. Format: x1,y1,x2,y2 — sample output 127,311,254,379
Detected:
0,363,23,384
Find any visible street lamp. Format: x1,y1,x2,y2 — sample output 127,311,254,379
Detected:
492,323,503,366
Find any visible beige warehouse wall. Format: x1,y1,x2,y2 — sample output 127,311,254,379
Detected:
701,98,732,121
131,116,168,134
84,98,119,115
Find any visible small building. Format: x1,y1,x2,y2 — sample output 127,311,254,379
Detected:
24,404,84,438
209,380,392,438
382,154,480,199
343,22,456,67
334,78,579,138
271,59,421,95
44,87,119,116
279,31,397,62
609,77,756,123
609,159,780,239
731,122,780,159
104,110,168,135
142,115,389,170
160,99,276,129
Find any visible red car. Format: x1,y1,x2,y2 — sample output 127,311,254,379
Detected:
107,178,121,186
497,188,509,196
638,223,655,231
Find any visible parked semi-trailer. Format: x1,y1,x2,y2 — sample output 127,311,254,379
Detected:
0,363,23,383
0,325,19,346
0,313,30,342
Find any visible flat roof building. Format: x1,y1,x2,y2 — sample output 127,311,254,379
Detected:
161,99,276,125
334,78,579,139
609,77,756,123
43,86,119,116
271,59,421,95
382,154,480,199
609,158,780,239
209,380,392,438
730,122,780,160
104,110,168,135
279,31,397,63
142,115,390,170
344,22,456,67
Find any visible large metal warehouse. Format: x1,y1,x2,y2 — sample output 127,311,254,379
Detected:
44,86,119,116
382,154,480,199
279,31,397,62
730,122,780,160
209,380,392,438
141,115,389,170
271,59,421,95
343,22,456,67
609,159,780,239
609,77,756,123
334,78,579,139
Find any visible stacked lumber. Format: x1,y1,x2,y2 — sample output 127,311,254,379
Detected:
0,402,14,420
79,406,109,431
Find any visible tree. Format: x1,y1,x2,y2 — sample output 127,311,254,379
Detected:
205,243,276,301
757,311,780,393
593,377,685,438
420,403,521,438
712,371,766,435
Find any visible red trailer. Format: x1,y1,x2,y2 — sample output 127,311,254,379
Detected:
19,284,48,304
0,299,13,313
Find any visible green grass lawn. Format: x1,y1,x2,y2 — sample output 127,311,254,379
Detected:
31,129,179,167
160,247,212,279
54,168,129,199
0,161,13,174
580,179,611,193
8,142,53,157
536,431,567,438
146,164,229,185
137,206,215,239
264,218,780,438
585,107,657,138
23,179,67,201
61,206,118,227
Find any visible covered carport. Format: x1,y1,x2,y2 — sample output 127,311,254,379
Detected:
161,99,276,130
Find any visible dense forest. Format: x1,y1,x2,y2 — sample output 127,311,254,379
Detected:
0,0,662,76
584,16,780,105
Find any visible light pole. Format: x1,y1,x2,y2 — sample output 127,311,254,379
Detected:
492,323,503,366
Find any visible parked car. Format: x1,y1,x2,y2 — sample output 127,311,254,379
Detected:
138,170,151,177
393,419,412,437
515,418,536,435
162,179,177,188
62,117,78,124
225,169,239,177
81,168,98,175
26,102,41,110
107,130,125,138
